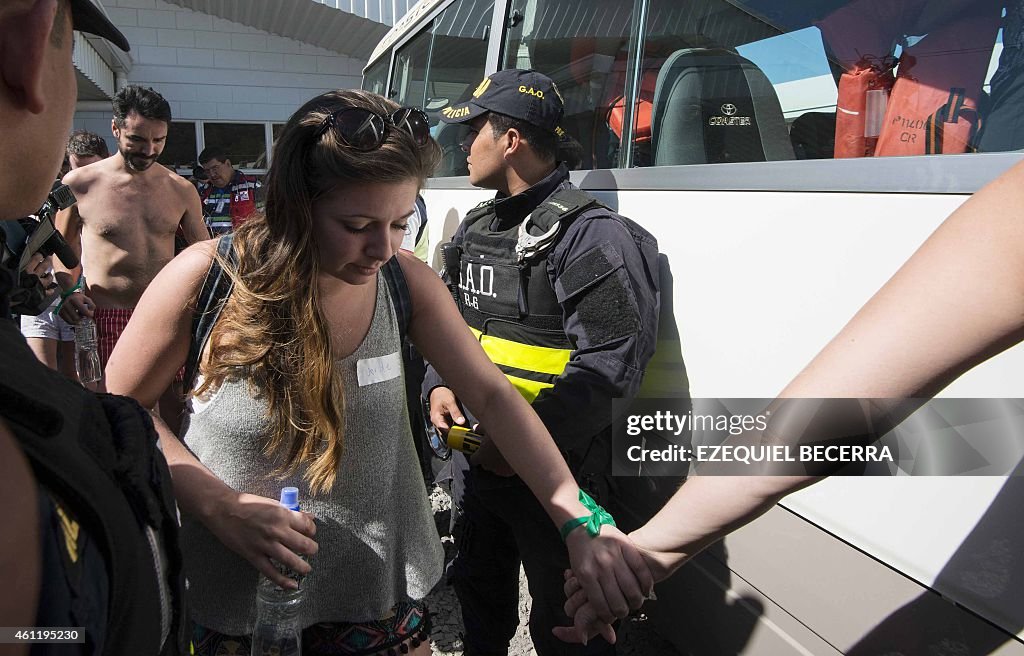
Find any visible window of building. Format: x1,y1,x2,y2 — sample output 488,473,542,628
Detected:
159,121,198,171
202,123,266,169
267,123,287,166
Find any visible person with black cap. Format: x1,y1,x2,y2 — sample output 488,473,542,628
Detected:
0,3,187,654
423,69,661,656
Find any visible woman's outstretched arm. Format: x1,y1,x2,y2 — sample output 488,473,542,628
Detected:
401,250,653,628
557,158,1024,642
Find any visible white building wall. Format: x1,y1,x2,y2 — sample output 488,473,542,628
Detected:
76,0,368,130
73,111,120,151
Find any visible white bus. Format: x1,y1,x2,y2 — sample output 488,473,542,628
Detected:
365,1,1024,653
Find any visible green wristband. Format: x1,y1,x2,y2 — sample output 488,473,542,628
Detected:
54,278,83,315
559,489,616,542
60,277,83,300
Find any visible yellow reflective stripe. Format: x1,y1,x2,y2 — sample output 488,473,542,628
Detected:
475,333,572,376
467,327,568,402
505,374,553,404
638,338,688,398
637,371,687,398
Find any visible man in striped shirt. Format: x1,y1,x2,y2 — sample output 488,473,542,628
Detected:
197,146,264,235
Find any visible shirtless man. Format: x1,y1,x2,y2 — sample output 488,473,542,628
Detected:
55,85,208,402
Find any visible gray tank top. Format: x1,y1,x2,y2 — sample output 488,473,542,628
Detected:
179,275,443,634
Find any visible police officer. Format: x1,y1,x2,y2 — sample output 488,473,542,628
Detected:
0,2,186,654
424,69,660,656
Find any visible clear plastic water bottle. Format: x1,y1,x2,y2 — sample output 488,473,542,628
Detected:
251,487,304,656
74,316,102,384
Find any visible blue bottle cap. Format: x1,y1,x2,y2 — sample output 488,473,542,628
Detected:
279,487,300,511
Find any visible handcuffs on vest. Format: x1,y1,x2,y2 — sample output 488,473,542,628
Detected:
515,214,562,264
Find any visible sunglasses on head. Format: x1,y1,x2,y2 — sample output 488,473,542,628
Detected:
314,107,431,151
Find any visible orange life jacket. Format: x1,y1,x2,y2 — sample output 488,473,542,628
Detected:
834,56,896,158
824,0,1001,158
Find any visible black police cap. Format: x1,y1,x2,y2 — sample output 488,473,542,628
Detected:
440,69,563,134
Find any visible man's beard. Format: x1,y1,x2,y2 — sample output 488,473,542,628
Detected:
122,150,157,171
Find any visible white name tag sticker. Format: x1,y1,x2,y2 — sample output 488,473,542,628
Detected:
356,352,402,387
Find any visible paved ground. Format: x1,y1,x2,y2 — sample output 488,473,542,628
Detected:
423,486,681,656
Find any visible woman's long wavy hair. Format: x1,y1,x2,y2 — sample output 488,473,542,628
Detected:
198,89,441,494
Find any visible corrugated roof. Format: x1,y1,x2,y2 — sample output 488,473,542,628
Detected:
164,0,392,59
74,31,125,100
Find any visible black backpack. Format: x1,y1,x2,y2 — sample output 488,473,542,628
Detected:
0,323,188,655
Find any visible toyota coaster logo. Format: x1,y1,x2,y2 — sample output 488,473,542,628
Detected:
709,102,751,127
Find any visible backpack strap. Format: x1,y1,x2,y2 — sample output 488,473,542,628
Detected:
381,254,412,342
184,234,237,392
413,195,429,246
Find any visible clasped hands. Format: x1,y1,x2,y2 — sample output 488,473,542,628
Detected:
555,529,672,645
428,386,666,643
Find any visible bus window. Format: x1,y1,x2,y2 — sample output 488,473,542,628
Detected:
635,0,1005,167
426,0,495,177
385,0,494,177
501,0,636,170
364,57,389,98
634,0,810,166
813,0,1002,157
393,26,433,106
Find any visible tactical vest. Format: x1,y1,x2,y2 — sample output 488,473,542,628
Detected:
452,188,604,403
0,323,187,655
451,187,689,530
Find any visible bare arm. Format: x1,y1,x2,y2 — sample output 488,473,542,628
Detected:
53,203,90,323
643,160,1024,566
559,159,1024,642
179,183,210,245
401,252,652,621
404,256,576,522
52,203,82,292
104,243,315,587
105,244,231,528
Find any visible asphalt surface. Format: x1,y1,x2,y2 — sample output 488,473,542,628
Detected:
423,485,682,656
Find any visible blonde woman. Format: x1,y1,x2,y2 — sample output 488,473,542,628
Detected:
105,89,651,656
